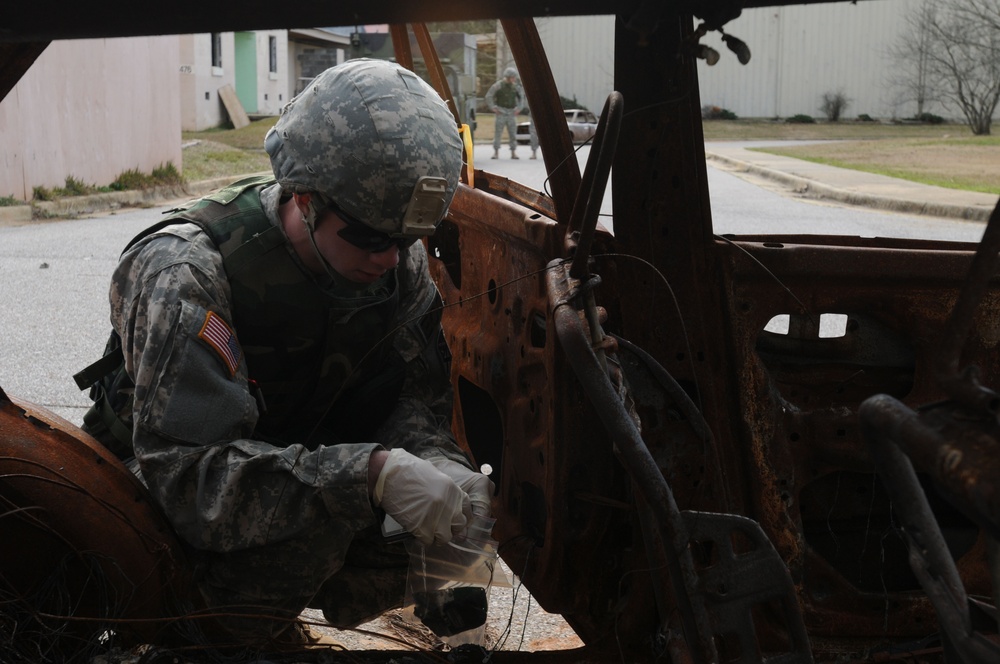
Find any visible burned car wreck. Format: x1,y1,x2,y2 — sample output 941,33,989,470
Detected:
3,0,1000,662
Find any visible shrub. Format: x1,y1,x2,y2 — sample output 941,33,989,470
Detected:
151,162,183,186
32,186,54,201
914,112,945,124
110,168,150,191
702,105,738,120
58,175,93,197
560,95,587,111
0,195,18,207
819,91,851,121
856,113,876,122
786,114,816,124
111,163,184,191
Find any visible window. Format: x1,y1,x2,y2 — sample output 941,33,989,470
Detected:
211,32,222,69
269,36,278,74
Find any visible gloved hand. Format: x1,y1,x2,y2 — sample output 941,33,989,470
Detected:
373,448,470,546
428,456,495,518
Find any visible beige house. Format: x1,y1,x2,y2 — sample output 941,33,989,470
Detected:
179,30,291,131
0,29,313,201
0,36,181,202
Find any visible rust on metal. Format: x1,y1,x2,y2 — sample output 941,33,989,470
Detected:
0,390,191,653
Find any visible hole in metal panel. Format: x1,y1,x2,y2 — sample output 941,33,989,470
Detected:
764,314,790,335
427,219,461,289
818,313,849,338
457,376,503,490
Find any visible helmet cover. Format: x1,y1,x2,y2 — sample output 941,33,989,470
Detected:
265,58,463,236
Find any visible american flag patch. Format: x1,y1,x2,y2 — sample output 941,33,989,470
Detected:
198,311,242,376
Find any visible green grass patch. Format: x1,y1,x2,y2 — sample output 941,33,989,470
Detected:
750,147,1000,195
181,141,272,182
700,120,974,142
182,117,278,150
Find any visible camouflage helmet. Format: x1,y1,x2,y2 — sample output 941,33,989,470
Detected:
265,58,463,237
503,67,518,79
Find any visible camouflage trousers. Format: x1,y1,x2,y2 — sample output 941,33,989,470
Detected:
493,111,519,152
191,523,409,645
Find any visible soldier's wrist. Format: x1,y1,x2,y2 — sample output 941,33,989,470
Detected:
368,449,389,497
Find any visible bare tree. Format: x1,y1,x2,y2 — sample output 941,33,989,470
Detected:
889,1,938,117
892,0,1000,134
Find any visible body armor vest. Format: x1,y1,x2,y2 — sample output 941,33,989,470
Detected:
79,176,404,450
494,82,519,109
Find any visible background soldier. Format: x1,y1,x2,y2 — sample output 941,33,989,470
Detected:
484,67,525,159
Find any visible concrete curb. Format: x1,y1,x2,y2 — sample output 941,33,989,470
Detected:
705,151,993,223
0,173,269,226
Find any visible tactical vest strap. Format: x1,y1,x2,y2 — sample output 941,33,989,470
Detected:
81,382,134,458
73,350,123,391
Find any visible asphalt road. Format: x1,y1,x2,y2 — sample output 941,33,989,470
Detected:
0,144,987,425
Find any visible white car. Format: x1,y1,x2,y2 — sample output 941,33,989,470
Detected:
517,109,599,145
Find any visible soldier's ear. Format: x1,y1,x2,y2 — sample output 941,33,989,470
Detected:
292,192,313,213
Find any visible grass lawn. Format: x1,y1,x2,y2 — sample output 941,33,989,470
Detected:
181,117,999,194
746,133,1000,195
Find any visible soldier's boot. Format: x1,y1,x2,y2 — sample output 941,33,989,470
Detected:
510,148,519,160
492,148,499,160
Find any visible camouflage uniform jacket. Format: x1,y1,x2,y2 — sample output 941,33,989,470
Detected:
110,176,469,554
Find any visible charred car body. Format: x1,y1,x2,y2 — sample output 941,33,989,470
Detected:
3,1,1000,662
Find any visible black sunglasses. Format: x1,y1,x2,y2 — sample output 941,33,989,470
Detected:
323,202,415,253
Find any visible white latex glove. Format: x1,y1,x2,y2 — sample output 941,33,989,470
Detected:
373,448,470,546
428,456,495,517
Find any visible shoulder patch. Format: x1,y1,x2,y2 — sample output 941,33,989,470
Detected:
198,311,242,376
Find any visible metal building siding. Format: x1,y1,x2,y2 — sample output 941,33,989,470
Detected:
534,16,616,115
698,0,916,119
535,3,939,122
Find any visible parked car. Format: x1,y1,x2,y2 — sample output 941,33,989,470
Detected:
517,108,599,144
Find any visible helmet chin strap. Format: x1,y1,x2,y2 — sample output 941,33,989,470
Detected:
300,200,343,282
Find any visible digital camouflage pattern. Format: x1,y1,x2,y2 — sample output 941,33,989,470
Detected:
265,58,463,237
107,174,471,642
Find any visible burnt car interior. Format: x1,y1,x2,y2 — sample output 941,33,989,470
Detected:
4,0,1000,662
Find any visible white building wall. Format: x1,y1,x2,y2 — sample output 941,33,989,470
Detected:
256,30,289,116
179,32,237,131
0,37,181,201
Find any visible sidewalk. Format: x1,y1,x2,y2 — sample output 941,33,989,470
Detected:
705,141,998,222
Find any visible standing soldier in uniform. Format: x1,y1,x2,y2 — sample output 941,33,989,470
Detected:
484,67,525,160
80,59,493,648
